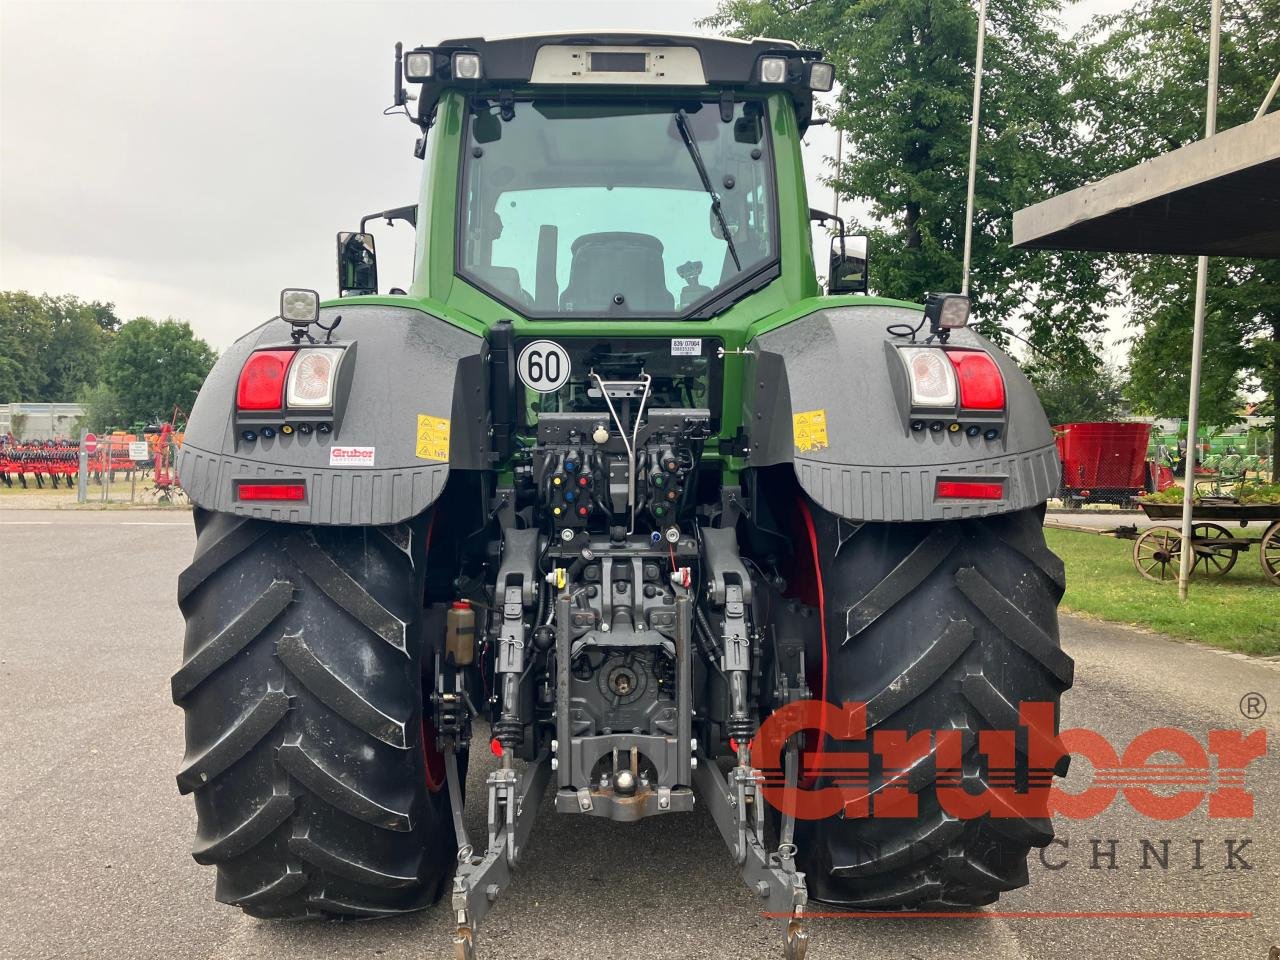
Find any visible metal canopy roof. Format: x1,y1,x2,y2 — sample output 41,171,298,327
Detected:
1011,110,1280,259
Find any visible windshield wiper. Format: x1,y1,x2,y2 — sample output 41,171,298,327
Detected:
674,109,741,272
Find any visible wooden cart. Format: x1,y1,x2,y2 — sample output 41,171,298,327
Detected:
1133,499,1280,585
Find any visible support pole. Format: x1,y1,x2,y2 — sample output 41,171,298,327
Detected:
77,428,87,503
960,0,989,296
1178,0,1222,601
833,128,842,220
1257,70,1280,120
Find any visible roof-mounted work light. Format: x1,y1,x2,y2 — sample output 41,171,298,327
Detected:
759,56,788,84
452,52,482,80
404,49,434,81
806,61,835,91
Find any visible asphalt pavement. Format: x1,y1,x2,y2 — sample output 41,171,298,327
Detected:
1,509,1276,960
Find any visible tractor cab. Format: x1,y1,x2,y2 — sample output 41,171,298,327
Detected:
337,33,858,317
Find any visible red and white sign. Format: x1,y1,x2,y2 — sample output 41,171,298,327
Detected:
328,445,375,468
83,433,98,455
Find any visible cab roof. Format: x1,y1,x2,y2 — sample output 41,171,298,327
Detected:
405,31,827,130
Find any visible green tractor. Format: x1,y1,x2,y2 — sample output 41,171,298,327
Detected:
173,32,1071,960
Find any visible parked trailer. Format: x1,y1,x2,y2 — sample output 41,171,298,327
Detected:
1055,421,1156,507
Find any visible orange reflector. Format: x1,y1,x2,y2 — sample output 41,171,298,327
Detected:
937,480,1004,500
237,482,306,501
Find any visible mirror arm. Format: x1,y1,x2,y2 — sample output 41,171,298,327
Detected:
809,207,847,259
360,205,417,234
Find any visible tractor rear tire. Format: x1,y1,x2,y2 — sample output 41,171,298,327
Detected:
173,509,457,919
795,502,1072,908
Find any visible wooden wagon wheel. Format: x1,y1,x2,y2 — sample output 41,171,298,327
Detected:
1260,521,1280,586
1189,522,1238,577
1133,525,1184,583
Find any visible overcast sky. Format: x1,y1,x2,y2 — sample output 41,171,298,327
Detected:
1,0,1127,353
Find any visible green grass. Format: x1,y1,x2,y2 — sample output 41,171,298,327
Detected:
1045,528,1280,655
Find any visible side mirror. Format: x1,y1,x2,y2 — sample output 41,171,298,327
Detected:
337,232,378,296
829,235,869,294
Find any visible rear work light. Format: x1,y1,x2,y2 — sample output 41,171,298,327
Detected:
759,56,788,83
236,482,306,501
898,346,957,408
404,49,434,80
452,52,482,80
286,347,345,409
937,480,1004,500
236,350,295,410
946,349,1006,410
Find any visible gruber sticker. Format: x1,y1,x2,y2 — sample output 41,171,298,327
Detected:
329,445,375,467
416,414,451,462
792,410,829,453
671,338,702,356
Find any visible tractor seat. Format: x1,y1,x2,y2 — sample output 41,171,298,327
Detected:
560,232,674,313
473,264,532,305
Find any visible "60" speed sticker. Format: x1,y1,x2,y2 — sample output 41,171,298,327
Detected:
517,340,571,393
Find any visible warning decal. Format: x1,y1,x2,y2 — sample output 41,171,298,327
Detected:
792,409,829,453
415,414,451,462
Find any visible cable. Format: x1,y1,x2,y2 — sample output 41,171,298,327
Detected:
591,371,652,534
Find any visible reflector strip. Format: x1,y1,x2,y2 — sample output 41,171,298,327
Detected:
937,480,1004,500
237,482,306,501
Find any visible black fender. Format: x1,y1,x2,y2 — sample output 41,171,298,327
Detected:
178,303,487,525
744,305,1060,521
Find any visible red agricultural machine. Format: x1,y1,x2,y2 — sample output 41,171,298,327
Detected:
1054,421,1174,508
143,407,187,502
0,438,81,488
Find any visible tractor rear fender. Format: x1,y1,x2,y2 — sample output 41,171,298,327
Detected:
745,305,1060,521
178,303,487,525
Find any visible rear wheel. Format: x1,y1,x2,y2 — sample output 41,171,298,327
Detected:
173,509,457,919
793,502,1072,908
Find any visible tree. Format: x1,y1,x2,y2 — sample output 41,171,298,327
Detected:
0,292,119,403
101,318,217,427
75,382,129,434
41,295,117,400
1026,362,1129,427
0,292,55,401
1079,0,1280,477
699,0,1117,374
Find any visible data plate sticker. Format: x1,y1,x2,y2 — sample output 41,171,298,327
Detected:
329,445,375,467
671,338,703,356
517,340,571,392
415,414,451,462
792,410,829,453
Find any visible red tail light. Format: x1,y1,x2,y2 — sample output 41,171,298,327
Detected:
237,482,306,501
937,480,1004,500
945,350,1005,410
236,350,295,410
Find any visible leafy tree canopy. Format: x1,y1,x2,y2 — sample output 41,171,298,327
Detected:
0,292,119,403
101,318,217,428
699,0,1117,373
1025,361,1129,427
